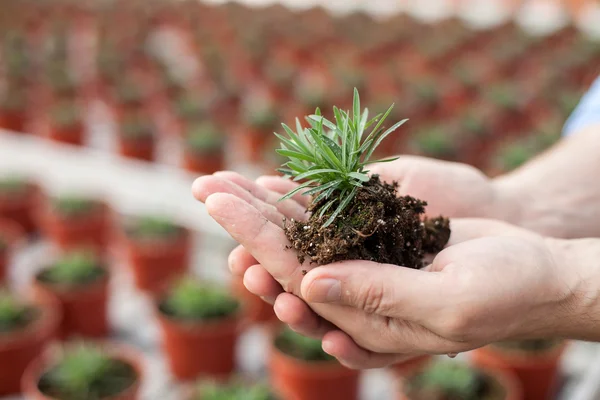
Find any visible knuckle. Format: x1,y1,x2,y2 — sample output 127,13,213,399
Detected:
357,283,386,314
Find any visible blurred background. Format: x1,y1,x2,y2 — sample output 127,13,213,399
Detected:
1,0,600,399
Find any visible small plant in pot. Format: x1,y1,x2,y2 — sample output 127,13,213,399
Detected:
32,250,110,339
269,327,360,400
276,89,451,268
117,112,156,162
156,277,241,381
182,122,226,175
22,342,143,400
0,87,27,132
236,93,280,163
122,215,190,294
48,99,85,146
0,175,39,234
0,289,61,396
472,339,566,400
398,360,522,400
189,379,278,399
40,194,111,254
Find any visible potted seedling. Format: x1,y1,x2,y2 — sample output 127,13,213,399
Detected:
398,360,522,400
122,215,190,293
40,194,111,254
472,340,566,400
276,89,450,267
0,88,27,133
156,277,241,381
48,99,85,145
182,122,226,175
236,94,280,163
0,289,61,396
117,112,156,161
32,250,110,339
188,379,277,399
270,327,360,400
0,176,40,234
22,342,143,400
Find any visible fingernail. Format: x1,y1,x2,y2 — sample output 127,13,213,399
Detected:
307,279,341,303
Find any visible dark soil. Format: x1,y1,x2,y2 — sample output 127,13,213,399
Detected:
284,175,451,268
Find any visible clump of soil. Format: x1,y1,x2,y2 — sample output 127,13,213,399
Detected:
284,175,450,268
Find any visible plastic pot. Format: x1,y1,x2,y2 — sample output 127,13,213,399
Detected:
269,345,360,400
31,269,110,339
0,293,61,396
48,123,85,146
156,309,240,381
117,136,155,162
182,149,225,175
21,342,144,400
472,342,567,400
122,228,191,294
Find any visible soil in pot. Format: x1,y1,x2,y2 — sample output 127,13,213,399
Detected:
48,99,85,145
400,360,522,400
270,327,360,400
277,90,451,268
117,111,156,161
40,195,110,254
0,176,40,234
182,122,226,175
472,339,566,400
32,250,110,339
123,215,191,293
156,277,241,381
23,342,142,400
190,378,278,400
0,290,61,396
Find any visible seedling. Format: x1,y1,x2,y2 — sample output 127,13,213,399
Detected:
37,251,104,286
0,290,35,334
0,176,27,194
195,379,277,400
186,123,225,154
51,196,98,218
126,216,182,240
274,327,334,362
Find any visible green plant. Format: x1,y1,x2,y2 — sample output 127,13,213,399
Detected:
274,327,334,362
52,101,81,128
175,93,209,120
0,290,34,333
0,176,27,194
160,277,239,322
195,380,276,400
38,343,138,400
120,114,153,139
276,88,406,226
186,123,225,153
412,127,456,158
52,195,97,217
407,361,487,400
38,251,104,286
127,216,181,240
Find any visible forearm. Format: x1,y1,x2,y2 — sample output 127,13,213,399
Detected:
549,237,600,341
492,124,600,238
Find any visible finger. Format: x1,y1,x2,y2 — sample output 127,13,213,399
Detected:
273,292,334,339
205,193,305,292
244,264,284,299
228,245,257,276
448,218,539,246
192,175,285,226
322,330,407,370
256,175,310,208
301,260,445,320
214,171,307,221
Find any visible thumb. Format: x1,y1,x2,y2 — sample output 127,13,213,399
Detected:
301,260,445,319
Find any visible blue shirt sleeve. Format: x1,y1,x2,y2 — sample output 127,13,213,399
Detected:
563,76,600,136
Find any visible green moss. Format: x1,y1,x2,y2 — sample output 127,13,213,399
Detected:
126,216,181,240
160,278,239,322
0,290,36,334
37,251,104,286
38,344,138,400
186,123,224,153
51,196,98,218
274,327,334,362
406,361,488,400
195,380,277,400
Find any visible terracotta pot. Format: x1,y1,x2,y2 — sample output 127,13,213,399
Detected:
156,308,240,381
472,342,567,400
123,229,191,293
117,136,155,162
0,183,40,234
230,277,277,325
182,149,225,175
0,293,61,396
31,269,110,339
396,365,523,400
390,355,432,378
0,218,25,284
269,345,360,400
39,201,111,254
0,109,27,132
232,127,270,163
48,123,85,146
22,342,143,400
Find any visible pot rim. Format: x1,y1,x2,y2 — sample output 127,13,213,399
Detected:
475,340,568,367
33,266,110,297
269,343,360,376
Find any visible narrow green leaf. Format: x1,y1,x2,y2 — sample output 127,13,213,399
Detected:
281,123,311,154
293,168,340,181
323,187,357,227
287,161,309,173
317,199,336,219
361,156,400,166
363,119,408,163
348,172,370,182
308,115,337,132
303,179,342,196
363,104,394,147
278,181,314,202
274,133,303,153
352,88,360,125
276,149,316,163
